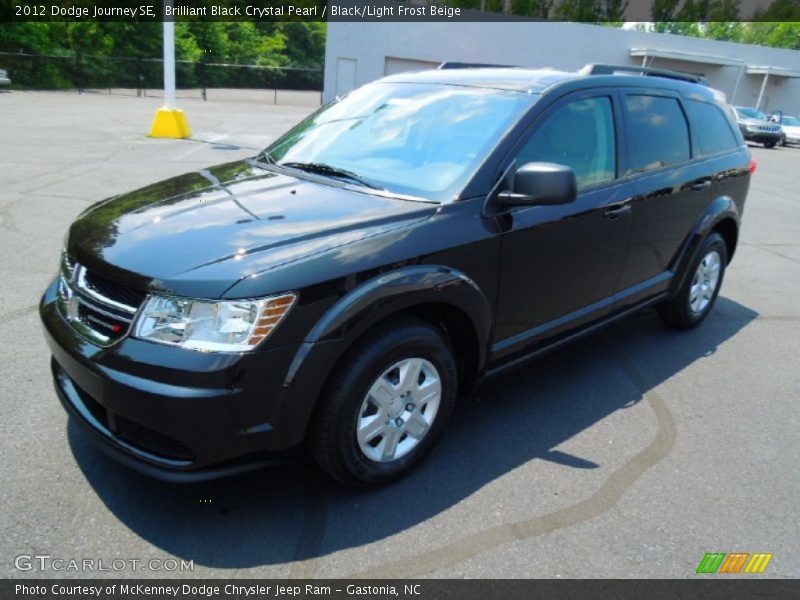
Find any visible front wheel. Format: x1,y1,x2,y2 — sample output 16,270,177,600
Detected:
764,141,777,148
308,318,458,486
657,233,727,329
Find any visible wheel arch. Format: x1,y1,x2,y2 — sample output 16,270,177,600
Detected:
669,197,739,296
284,265,492,388
270,266,492,450
712,216,738,263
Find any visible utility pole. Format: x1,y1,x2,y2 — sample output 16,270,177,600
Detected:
149,0,191,138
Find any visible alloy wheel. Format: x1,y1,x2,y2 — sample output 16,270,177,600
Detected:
356,358,442,463
689,249,721,314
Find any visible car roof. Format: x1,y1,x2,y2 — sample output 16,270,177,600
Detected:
379,67,719,101
379,67,575,93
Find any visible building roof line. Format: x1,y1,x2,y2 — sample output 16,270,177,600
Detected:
746,66,800,78
629,47,746,67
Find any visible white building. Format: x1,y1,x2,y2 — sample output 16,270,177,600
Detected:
324,21,800,114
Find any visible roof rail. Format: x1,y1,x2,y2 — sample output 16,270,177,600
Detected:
438,61,517,70
581,64,705,84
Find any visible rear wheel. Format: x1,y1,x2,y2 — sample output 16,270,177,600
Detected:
308,318,457,486
657,233,727,329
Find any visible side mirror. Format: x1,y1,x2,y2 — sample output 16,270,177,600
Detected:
497,162,577,208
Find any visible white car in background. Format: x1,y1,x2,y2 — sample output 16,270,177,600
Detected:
0,69,10,88
778,115,800,146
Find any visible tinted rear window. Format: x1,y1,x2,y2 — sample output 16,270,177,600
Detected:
686,100,740,156
624,95,691,174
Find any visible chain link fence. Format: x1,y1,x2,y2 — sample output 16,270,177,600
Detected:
0,51,323,105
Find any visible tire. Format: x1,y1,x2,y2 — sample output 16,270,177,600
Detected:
657,232,727,329
764,141,777,148
308,317,458,486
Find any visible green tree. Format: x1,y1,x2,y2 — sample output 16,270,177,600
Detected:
279,22,326,68
554,0,628,21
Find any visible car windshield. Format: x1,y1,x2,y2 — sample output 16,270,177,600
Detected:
262,82,538,201
736,107,767,120
781,116,800,126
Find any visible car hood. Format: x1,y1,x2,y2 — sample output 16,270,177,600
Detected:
738,117,774,126
68,160,437,298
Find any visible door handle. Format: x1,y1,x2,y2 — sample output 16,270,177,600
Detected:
691,180,712,191
603,204,631,220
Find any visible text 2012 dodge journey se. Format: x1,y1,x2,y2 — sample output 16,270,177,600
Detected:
41,64,752,485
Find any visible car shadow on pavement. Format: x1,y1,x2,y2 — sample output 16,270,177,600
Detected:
68,296,758,570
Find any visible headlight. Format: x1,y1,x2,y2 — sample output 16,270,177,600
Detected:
134,293,296,352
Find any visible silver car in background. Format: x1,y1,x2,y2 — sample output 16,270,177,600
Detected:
0,69,10,88
733,106,783,148
776,115,800,146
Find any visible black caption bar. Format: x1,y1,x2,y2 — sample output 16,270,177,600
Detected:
4,579,800,600
2,0,800,22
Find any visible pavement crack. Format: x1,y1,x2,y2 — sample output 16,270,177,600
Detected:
743,244,800,266
0,304,38,326
347,350,677,578
755,315,800,322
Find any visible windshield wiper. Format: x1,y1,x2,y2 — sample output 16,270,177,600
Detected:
254,150,276,164
280,162,384,190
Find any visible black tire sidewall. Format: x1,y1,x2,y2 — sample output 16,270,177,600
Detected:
327,322,457,485
679,234,727,325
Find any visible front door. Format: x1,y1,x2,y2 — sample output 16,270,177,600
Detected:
493,90,634,360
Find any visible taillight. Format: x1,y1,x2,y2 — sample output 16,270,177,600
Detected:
749,157,758,175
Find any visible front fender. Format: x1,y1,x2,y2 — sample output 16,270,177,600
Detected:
264,265,492,450
284,265,492,386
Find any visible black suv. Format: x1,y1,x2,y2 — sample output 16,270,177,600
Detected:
41,64,751,486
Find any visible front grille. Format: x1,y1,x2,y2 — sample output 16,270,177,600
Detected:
116,415,196,461
57,256,148,346
76,303,127,340
83,269,147,311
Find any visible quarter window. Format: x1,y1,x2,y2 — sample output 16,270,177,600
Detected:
624,95,691,173
516,97,617,190
686,100,740,156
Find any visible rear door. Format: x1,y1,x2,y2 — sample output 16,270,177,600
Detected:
683,98,751,215
614,89,714,309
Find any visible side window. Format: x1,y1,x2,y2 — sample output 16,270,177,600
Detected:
685,100,740,156
624,95,690,174
517,97,616,190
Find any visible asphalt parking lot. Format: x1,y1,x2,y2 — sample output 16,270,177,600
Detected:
0,91,798,579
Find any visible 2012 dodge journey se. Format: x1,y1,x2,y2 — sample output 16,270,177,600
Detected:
41,64,752,486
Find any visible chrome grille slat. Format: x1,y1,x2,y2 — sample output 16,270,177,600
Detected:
76,267,139,313
73,293,134,323
57,258,147,347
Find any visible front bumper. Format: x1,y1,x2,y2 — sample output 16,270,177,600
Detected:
40,280,310,482
743,130,782,143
